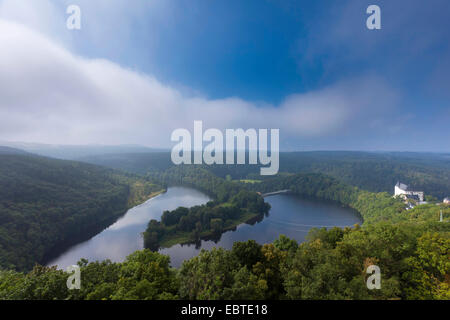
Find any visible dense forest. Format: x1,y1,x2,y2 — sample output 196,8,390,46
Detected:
1,212,448,299
143,166,270,250
80,151,450,199
0,153,162,271
147,169,449,260
0,148,448,300
244,172,448,225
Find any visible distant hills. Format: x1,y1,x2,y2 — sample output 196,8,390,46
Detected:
4,144,447,199
0,141,168,160
0,146,31,155
1,144,449,270
79,150,450,200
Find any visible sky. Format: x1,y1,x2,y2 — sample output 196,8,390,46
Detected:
0,0,449,151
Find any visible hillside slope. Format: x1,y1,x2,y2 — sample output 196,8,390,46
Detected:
0,146,30,155
0,154,162,271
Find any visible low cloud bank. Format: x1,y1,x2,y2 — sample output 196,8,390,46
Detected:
0,19,398,148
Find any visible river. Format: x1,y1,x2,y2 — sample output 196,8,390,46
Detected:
47,186,362,269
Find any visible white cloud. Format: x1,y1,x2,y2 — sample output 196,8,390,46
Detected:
0,19,399,148
0,0,68,45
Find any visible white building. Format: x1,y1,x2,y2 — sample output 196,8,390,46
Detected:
394,181,424,203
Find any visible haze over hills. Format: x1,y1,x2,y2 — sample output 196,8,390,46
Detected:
2,144,448,199
0,146,31,155
78,150,450,200
0,141,168,160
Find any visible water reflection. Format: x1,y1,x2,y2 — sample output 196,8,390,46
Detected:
47,188,362,270
46,187,210,269
161,194,362,267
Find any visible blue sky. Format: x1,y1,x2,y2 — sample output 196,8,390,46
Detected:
66,0,450,102
0,0,449,151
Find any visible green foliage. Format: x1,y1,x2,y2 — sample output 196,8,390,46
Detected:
143,167,270,250
213,151,450,200
1,152,449,300
80,151,450,199
1,228,448,300
0,154,162,271
0,250,178,300
178,248,239,299
248,172,448,225
232,240,263,269
403,232,450,299
177,241,287,300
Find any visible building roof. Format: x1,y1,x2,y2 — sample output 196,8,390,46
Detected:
396,181,408,190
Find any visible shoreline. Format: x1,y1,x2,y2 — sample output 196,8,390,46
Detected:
158,210,264,249
43,188,166,267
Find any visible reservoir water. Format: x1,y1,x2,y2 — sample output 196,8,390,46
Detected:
47,186,362,269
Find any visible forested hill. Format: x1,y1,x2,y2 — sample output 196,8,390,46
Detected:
79,152,173,174
79,151,450,200
1,170,448,300
0,153,162,271
276,152,450,200
0,146,30,155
